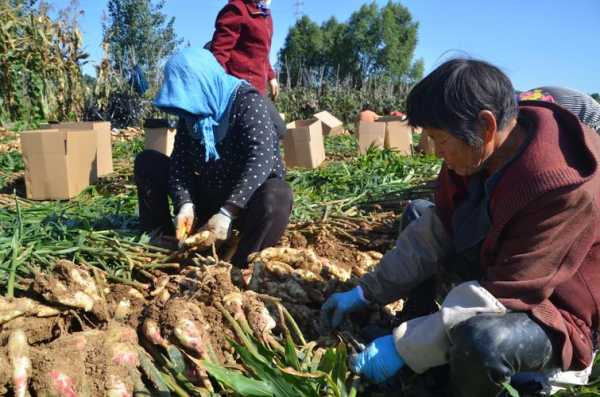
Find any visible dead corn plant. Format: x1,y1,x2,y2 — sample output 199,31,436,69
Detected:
0,1,87,125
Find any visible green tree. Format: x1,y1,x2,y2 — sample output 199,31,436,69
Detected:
320,17,352,81
278,1,423,88
345,2,380,81
278,16,323,87
377,1,419,82
103,0,182,92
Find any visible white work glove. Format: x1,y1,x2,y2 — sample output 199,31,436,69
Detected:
175,203,194,241
269,78,280,101
204,207,233,241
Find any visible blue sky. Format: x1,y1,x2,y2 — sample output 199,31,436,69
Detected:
49,0,600,93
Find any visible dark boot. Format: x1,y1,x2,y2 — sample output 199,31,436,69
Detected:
448,312,559,397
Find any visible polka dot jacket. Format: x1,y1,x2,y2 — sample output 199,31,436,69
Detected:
168,84,285,211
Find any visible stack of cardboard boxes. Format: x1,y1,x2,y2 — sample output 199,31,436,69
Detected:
20,121,114,200
283,111,419,169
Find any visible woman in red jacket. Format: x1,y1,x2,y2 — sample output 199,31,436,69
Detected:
211,0,279,100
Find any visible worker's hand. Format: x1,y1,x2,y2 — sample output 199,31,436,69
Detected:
175,203,194,241
351,335,405,384
269,78,280,101
203,208,233,241
320,286,369,330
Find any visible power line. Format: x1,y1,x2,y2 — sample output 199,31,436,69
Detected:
293,0,304,19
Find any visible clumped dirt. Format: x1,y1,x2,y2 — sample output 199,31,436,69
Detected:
106,283,147,329
244,212,405,340
313,231,359,272
31,260,109,321
0,349,10,395
1,316,65,346
143,263,278,369
27,324,142,397
0,211,411,394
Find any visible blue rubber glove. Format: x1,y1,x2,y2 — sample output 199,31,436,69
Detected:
320,286,369,330
351,335,405,384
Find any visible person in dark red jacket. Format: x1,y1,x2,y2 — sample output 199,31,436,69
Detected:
321,59,600,396
211,0,279,99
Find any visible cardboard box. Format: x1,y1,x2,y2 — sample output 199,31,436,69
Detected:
20,129,98,200
41,121,113,176
283,118,325,169
357,121,386,154
313,111,344,136
385,120,413,155
416,129,436,155
358,117,413,155
144,119,177,157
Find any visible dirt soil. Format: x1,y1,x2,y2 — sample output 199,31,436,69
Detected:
106,283,148,329
0,211,409,394
237,211,404,340
29,324,141,396
1,315,65,346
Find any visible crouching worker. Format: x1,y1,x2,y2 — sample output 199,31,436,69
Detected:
321,59,600,396
134,48,293,267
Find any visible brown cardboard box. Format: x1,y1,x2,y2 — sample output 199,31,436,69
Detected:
385,120,413,155
41,121,113,176
357,121,386,154
283,118,325,169
20,129,98,200
143,119,177,157
358,117,413,155
313,111,344,136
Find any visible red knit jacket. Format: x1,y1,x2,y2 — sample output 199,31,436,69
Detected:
211,0,275,95
435,101,600,371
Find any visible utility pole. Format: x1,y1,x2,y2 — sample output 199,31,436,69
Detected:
293,0,304,19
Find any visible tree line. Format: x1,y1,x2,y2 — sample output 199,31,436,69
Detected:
278,1,424,89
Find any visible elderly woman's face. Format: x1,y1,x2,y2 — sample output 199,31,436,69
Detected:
425,128,486,176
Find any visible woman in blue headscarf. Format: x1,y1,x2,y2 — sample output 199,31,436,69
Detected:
134,48,292,267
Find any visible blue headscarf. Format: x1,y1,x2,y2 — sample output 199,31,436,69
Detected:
154,48,243,161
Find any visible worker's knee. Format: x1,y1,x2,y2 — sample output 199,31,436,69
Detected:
447,315,516,397
134,149,170,181
401,199,434,230
448,313,557,397
258,179,293,217
449,315,513,381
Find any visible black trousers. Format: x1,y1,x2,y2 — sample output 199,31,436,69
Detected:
133,150,293,266
403,200,560,397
